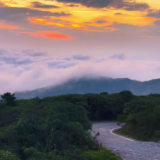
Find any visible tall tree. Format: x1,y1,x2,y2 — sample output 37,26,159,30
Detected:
1,92,16,106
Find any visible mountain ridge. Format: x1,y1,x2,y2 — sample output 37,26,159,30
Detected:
15,77,160,99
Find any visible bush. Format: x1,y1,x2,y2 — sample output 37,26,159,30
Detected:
0,150,20,160
85,148,122,160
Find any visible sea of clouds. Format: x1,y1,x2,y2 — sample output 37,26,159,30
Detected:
0,49,160,94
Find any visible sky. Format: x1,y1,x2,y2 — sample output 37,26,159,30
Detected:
0,0,160,93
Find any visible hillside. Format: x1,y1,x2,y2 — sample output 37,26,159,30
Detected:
16,77,160,99
0,92,125,160
0,91,160,160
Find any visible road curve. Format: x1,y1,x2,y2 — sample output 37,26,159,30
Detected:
92,122,160,160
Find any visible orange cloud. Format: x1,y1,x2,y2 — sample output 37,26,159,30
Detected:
21,31,75,40
28,17,65,27
0,24,18,29
28,17,116,32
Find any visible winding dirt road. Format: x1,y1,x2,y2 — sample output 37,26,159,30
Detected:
92,122,160,160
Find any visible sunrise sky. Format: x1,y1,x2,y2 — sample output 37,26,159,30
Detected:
0,0,160,93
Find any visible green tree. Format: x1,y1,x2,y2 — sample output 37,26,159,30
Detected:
1,92,16,106
119,91,134,103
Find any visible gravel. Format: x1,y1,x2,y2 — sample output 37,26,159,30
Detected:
92,122,160,160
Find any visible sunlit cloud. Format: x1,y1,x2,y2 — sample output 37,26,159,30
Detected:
28,17,117,32
0,23,18,29
21,31,75,40
0,0,158,36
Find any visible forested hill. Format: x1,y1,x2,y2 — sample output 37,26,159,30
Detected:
16,77,160,99
0,92,127,160
0,91,160,160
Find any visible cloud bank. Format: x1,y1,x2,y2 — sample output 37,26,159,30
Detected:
0,50,160,94
56,0,150,11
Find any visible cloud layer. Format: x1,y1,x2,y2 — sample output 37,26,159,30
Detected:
56,0,150,11
0,50,160,94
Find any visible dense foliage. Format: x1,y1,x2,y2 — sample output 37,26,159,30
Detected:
117,94,160,141
0,93,124,160
53,91,134,121
1,89,159,159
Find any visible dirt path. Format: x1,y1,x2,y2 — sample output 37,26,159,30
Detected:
92,122,160,160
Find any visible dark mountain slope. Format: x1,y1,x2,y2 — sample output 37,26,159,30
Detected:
15,77,160,99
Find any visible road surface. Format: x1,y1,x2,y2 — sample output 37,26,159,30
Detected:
92,122,160,160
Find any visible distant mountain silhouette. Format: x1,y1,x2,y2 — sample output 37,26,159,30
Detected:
15,77,160,99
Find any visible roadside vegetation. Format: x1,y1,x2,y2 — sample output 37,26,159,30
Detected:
117,94,160,141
